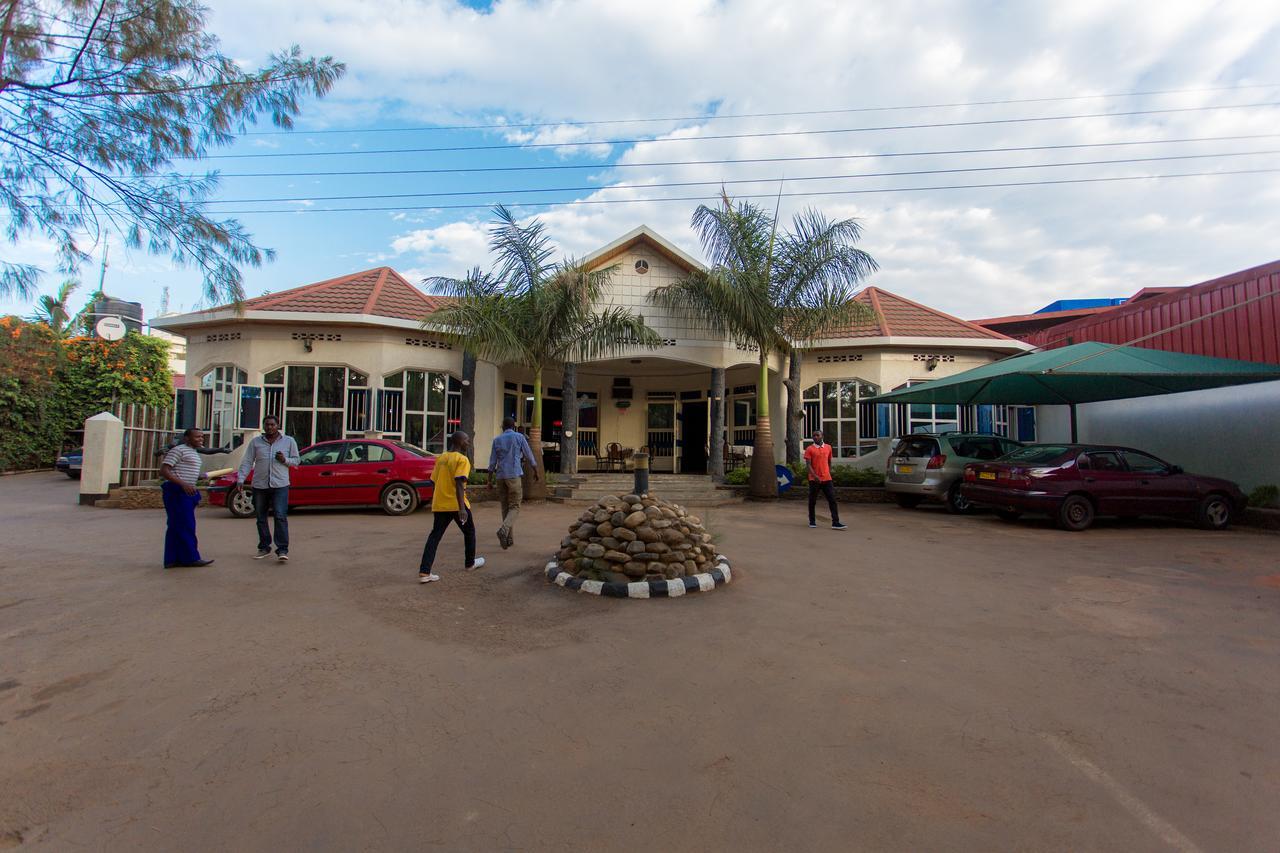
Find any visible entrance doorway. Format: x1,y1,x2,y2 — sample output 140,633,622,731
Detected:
646,401,676,472
681,400,708,474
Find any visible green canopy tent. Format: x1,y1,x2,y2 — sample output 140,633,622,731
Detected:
868,341,1280,441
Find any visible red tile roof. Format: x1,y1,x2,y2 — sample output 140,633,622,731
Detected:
232,267,448,320
818,287,1011,340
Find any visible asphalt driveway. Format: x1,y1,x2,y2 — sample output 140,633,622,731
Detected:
1,472,1277,851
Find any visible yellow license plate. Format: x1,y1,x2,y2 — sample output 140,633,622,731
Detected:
979,471,996,480
898,465,914,473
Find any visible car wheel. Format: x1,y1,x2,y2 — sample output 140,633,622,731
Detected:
893,493,923,509
381,482,418,516
996,509,1023,522
1056,494,1094,531
945,483,972,514
1196,493,1232,530
228,485,255,518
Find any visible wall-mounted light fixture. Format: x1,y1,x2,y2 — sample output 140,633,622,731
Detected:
925,355,939,371
303,339,313,353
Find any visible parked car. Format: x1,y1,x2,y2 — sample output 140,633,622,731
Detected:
55,447,83,479
961,444,1246,531
207,439,436,517
886,432,1023,513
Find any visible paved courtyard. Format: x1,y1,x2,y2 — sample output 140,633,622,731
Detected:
1,472,1278,851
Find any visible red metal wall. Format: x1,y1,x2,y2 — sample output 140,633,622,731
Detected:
1027,260,1280,364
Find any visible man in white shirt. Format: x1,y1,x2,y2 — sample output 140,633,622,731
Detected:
159,428,214,569
236,415,300,562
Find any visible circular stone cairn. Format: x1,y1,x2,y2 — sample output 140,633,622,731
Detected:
554,493,722,587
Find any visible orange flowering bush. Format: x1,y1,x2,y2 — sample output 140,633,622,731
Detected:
1,317,173,469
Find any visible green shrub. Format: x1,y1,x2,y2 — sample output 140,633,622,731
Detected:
1248,484,1280,509
832,466,886,487
724,467,750,485
785,459,884,487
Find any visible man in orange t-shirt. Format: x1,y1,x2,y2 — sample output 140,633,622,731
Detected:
802,430,847,530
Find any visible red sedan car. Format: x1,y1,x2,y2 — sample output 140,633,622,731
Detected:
961,444,1245,532
209,439,436,517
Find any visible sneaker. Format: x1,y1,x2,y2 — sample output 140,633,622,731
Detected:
808,522,817,528
419,573,440,584
277,553,290,562
253,549,272,560
832,523,848,531
465,556,486,571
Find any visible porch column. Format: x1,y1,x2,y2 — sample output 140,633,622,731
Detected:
560,362,578,475
709,367,726,482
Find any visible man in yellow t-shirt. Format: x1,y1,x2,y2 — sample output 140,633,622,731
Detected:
418,431,486,583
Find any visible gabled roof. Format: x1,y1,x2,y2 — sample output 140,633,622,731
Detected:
582,225,704,274
228,267,447,320
818,287,1012,341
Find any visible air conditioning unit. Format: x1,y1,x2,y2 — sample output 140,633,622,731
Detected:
611,386,634,400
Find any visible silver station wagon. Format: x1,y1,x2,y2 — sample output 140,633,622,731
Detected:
886,432,1023,513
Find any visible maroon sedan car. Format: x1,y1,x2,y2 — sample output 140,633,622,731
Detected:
961,444,1245,532
209,439,435,517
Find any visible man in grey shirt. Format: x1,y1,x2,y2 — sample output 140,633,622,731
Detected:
236,415,300,562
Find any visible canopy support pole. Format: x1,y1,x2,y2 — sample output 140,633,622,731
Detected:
1069,403,1078,443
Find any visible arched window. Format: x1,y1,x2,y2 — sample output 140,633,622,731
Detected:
261,365,368,446
802,378,881,458
199,365,246,449
381,370,461,453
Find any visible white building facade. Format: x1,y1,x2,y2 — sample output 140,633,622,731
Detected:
153,227,1029,471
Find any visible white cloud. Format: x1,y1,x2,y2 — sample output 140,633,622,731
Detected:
390,220,490,271
8,0,1277,319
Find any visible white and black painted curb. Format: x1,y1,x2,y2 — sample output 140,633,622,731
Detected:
543,556,732,598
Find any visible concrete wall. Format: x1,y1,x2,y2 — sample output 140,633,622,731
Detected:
1035,380,1280,491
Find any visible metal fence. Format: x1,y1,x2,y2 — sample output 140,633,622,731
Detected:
114,402,175,486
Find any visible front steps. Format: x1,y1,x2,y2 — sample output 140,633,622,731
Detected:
551,473,742,507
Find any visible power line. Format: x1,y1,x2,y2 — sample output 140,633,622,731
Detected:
243,82,1280,136
199,133,1280,179
213,167,1280,214
205,149,1280,205
199,101,1280,160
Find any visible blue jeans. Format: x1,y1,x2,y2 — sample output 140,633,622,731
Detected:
253,487,290,554
161,481,203,566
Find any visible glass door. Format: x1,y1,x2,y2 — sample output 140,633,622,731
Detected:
646,402,675,472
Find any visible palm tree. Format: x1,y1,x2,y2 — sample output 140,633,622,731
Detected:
648,193,878,498
28,278,81,336
426,206,663,496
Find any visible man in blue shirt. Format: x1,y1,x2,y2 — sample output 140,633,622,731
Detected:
487,417,538,549
236,415,301,562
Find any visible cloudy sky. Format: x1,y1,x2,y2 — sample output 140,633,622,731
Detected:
5,0,1279,322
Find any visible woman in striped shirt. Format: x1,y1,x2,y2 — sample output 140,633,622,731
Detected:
159,428,215,569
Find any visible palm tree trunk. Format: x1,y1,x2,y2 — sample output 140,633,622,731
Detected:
784,349,803,465
524,366,547,499
460,350,476,462
749,352,778,499
560,362,578,476
709,367,725,482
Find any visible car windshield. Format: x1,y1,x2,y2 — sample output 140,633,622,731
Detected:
392,441,433,458
1002,445,1073,464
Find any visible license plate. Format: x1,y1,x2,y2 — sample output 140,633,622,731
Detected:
979,471,996,480
897,465,914,474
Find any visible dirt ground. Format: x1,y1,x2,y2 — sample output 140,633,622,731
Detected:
1,472,1278,852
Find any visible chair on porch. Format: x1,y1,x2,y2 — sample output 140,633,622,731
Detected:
605,442,627,472
595,442,617,472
